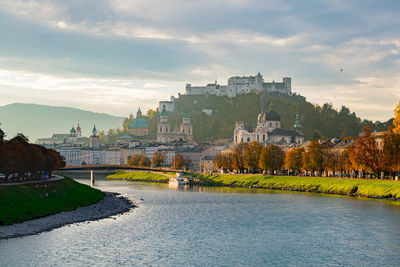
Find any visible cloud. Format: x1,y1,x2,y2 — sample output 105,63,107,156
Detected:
0,0,399,121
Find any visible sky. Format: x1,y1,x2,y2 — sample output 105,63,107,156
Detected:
0,0,399,121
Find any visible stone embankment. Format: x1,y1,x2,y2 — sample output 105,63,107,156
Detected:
0,192,135,239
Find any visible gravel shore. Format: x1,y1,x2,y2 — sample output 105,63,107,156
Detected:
0,192,135,239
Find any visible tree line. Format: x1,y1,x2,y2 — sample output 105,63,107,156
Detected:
0,131,65,182
128,152,187,170
214,126,400,179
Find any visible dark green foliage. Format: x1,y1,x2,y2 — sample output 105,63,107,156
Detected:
0,178,105,225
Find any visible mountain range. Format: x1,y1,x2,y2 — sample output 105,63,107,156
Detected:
0,103,124,142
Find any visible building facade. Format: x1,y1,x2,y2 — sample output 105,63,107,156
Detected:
185,73,291,97
157,105,193,143
234,97,303,145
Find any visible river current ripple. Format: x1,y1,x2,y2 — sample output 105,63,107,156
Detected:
1,176,400,266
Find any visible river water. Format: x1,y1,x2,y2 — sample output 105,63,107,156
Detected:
1,171,400,266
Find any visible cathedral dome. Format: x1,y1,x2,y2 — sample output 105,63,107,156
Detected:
265,103,280,121
129,117,148,129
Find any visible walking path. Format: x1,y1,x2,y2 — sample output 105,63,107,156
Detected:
0,176,63,186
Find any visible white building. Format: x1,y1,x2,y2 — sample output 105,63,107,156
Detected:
56,147,81,166
158,95,176,112
185,73,291,97
234,98,303,145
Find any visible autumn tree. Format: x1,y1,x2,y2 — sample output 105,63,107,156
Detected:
244,141,263,172
172,154,185,170
348,127,384,177
383,128,400,174
303,140,324,175
215,152,234,171
151,151,165,167
284,147,304,174
231,143,248,173
323,149,342,177
259,144,285,174
128,154,141,166
394,100,400,134
138,156,151,167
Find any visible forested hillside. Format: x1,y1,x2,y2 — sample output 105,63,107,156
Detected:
108,93,393,143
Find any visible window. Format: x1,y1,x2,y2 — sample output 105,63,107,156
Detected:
276,122,279,127
159,127,162,133
235,136,238,143
166,127,168,133
247,137,250,142
257,135,259,141
269,122,272,127
263,134,265,141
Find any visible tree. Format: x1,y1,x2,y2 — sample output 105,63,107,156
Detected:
244,141,263,172
284,147,304,173
348,127,384,177
383,128,400,174
128,154,141,166
138,156,151,167
215,152,234,171
231,143,248,173
151,151,165,167
303,140,324,175
172,154,185,170
323,149,342,177
394,101,400,134
259,144,285,174
0,128,4,142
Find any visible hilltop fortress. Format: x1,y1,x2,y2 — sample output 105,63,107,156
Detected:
185,72,291,97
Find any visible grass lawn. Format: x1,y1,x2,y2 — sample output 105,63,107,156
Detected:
0,177,105,226
201,174,400,199
107,171,171,183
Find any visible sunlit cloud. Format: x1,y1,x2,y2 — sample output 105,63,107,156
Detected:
0,0,399,121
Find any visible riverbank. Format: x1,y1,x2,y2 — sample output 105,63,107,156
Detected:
0,192,134,239
108,172,400,200
0,177,105,226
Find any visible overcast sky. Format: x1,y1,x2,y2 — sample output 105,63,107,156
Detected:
0,0,399,121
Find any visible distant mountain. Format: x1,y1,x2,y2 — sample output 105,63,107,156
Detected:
0,103,124,142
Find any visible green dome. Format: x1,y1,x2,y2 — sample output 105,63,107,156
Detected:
129,117,148,129
264,103,280,121
70,127,76,133
184,112,190,118
161,104,168,117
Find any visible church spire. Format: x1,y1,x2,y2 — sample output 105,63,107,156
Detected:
293,112,302,132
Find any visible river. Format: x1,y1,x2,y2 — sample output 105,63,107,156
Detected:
1,171,400,266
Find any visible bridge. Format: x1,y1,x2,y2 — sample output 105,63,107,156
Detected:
61,165,181,187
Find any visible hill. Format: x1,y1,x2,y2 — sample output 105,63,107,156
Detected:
0,103,124,141
144,93,393,142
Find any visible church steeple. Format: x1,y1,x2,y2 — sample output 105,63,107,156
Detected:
293,112,302,132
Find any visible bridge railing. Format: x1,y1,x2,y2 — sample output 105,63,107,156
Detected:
61,165,182,173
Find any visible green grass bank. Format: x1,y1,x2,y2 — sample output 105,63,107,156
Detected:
109,171,400,200
0,177,105,226
107,171,170,183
